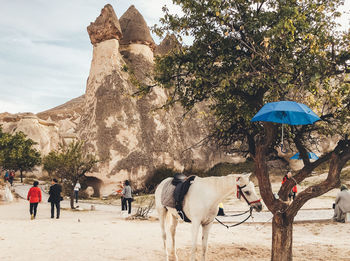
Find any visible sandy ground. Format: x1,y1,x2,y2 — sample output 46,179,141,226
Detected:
1,195,350,261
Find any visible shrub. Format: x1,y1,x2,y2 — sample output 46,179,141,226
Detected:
144,166,178,193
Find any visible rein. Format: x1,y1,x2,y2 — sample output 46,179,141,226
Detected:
215,208,253,228
215,179,261,229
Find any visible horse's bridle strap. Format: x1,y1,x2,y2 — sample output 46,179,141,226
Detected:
237,184,261,205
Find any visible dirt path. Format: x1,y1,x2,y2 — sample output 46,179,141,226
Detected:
1,199,349,261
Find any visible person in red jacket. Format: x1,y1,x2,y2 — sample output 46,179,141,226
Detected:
282,171,297,201
27,181,42,220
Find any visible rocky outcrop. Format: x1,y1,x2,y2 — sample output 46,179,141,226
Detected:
0,113,60,155
77,4,241,193
0,94,85,156
155,34,181,56
36,95,84,144
87,4,123,45
119,5,155,49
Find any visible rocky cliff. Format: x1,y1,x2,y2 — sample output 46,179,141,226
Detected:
0,4,241,193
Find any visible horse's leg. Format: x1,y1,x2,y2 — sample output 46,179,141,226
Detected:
190,221,201,261
169,214,178,261
158,206,169,260
201,222,213,261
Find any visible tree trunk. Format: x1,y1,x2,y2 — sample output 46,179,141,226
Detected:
70,193,74,209
20,170,23,183
271,214,293,261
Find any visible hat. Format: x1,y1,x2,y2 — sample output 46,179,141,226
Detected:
341,184,348,191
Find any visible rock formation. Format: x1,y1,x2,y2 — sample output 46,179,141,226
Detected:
0,112,59,156
78,4,240,194
155,34,181,56
119,5,156,49
87,4,123,45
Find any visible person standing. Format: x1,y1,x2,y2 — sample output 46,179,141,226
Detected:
9,171,15,186
217,202,225,216
4,170,9,182
122,180,133,215
48,178,62,219
27,181,42,220
116,181,126,212
333,184,350,223
74,181,81,203
282,171,297,200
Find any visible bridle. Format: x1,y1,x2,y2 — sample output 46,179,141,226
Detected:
236,181,261,206
214,178,261,229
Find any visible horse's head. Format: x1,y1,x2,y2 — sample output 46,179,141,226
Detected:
236,173,262,212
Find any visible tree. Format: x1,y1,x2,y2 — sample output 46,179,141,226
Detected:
43,140,99,209
150,1,350,260
0,127,11,168
0,128,41,182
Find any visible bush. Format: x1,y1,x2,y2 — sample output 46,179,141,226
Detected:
207,160,254,176
144,166,178,193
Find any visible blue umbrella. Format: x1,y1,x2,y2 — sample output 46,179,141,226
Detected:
251,101,321,153
251,101,320,125
290,152,319,160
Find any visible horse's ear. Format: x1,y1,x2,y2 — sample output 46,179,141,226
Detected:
246,173,252,179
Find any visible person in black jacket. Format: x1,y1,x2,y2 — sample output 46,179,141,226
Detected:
48,178,62,219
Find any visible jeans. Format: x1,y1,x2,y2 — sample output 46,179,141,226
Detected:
51,201,60,218
74,190,79,203
121,197,127,211
122,198,132,214
30,203,38,217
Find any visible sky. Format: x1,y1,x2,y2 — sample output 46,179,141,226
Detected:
0,0,349,114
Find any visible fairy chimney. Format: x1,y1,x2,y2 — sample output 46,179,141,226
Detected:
119,5,155,62
85,4,125,104
154,34,181,56
87,4,123,45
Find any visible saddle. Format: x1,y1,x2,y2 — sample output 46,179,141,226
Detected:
173,174,196,223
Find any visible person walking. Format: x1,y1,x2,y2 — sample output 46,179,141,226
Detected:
74,181,81,203
122,180,133,215
333,184,350,223
27,181,42,220
48,179,62,219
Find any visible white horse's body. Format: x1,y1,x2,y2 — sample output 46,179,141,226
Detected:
155,174,262,261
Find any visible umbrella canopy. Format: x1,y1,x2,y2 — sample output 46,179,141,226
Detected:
251,101,320,125
290,152,319,160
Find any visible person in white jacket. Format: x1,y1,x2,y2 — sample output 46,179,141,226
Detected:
74,181,81,203
333,184,350,223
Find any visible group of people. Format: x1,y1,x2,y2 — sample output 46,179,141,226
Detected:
3,170,15,186
26,178,62,219
26,178,134,219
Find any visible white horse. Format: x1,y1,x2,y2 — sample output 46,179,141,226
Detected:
155,173,262,261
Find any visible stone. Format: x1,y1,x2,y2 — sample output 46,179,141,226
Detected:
87,4,123,45
119,5,155,50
